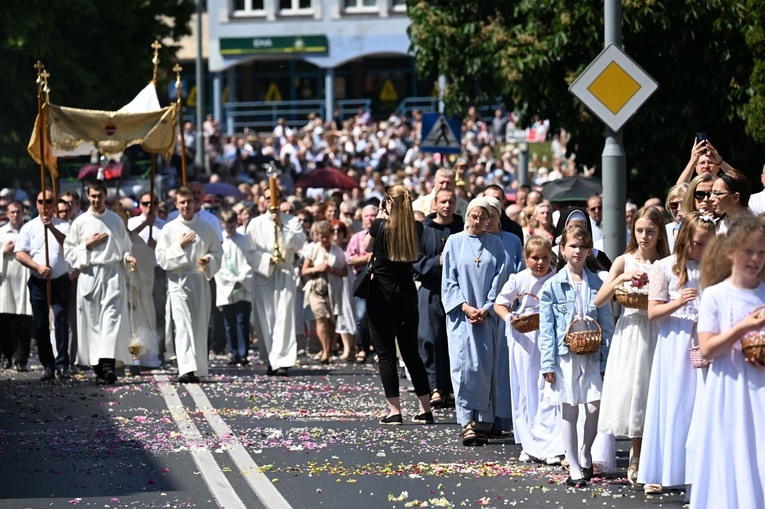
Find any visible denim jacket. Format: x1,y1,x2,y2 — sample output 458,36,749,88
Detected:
538,267,614,374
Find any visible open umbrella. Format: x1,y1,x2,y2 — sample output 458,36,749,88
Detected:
205,182,244,199
295,167,360,190
541,176,602,203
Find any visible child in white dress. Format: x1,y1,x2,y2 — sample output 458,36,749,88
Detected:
692,214,765,508
638,212,716,495
495,236,563,464
595,207,669,484
539,225,614,487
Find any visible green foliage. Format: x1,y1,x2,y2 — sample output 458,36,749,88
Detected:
0,0,194,182
407,0,765,202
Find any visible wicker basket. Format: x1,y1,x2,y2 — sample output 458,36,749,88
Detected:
688,334,711,369
509,292,540,333
742,332,765,364
614,286,648,310
565,317,602,355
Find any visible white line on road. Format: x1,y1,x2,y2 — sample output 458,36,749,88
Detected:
155,374,247,509
185,382,293,509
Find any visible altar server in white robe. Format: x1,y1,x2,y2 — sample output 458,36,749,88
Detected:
156,187,222,383
0,200,33,370
64,180,136,384
246,186,306,374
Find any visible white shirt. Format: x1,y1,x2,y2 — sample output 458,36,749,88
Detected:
15,217,71,279
749,190,765,215
127,214,166,245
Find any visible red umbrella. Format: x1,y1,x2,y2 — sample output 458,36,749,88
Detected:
295,168,360,190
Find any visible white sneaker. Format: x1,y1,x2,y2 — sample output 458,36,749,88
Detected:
518,451,532,462
545,454,564,466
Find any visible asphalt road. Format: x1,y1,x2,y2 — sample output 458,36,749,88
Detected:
0,356,687,509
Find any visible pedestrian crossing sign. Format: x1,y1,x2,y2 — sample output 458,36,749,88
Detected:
421,113,462,154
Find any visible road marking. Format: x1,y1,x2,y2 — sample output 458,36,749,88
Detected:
155,375,247,509
185,382,293,509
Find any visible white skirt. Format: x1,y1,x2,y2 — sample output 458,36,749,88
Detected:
543,352,602,406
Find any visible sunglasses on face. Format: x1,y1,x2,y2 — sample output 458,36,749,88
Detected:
37,199,53,205
589,206,602,212
668,201,681,210
694,190,712,201
141,201,158,206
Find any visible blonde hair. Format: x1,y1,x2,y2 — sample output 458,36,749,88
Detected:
625,206,670,258
665,183,688,217
524,235,553,260
384,184,419,262
681,174,714,216
672,212,716,289
700,214,765,288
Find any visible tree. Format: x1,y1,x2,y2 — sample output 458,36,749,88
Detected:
0,0,195,182
407,0,765,201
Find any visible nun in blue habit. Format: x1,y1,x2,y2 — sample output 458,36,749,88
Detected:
441,197,507,446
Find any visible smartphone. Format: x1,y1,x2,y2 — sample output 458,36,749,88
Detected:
696,132,707,144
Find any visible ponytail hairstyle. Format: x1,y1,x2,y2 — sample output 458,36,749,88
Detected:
700,214,765,289
672,211,717,289
625,206,670,259
384,184,419,262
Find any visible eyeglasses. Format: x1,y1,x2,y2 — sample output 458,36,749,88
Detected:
668,201,681,210
331,228,343,233
141,201,158,206
298,218,311,223
37,199,53,205
694,190,712,201
589,206,602,212
710,190,733,197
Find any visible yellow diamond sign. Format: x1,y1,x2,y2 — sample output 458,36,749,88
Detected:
587,62,641,114
569,43,658,132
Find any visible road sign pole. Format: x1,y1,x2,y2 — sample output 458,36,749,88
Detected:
518,142,529,187
601,0,626,261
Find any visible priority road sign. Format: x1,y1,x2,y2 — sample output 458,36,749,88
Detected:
421,113,461,154
569,43,658,133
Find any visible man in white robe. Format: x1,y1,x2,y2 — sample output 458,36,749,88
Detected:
64,180,136,384
156,187,222,383
0,200,33,371
246,187,306,375
127,191,169,364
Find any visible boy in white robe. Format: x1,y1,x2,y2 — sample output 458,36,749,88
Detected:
215,210,254,366
0,200,33,370
246,187,306,375
63,180,136,384
156,187,222,383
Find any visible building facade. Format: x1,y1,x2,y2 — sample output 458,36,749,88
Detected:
207,0,429,132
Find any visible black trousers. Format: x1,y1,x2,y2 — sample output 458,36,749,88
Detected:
416,285,452,394
0,313,32,365
28,275,70,370
208,279,226,354
367,276,431,399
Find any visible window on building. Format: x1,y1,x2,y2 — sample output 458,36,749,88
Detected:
280,0,312,13
233,0,265,13
391,0,406,11
344,0,377,9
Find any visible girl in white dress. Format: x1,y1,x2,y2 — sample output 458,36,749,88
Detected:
638,212,716,495
595,207,670,484
539,225,614,487
495,236,563,464
693,214,765,508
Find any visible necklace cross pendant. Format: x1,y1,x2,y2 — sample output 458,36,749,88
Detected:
475,257,481,267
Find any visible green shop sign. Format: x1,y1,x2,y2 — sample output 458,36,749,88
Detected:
220,35,328,55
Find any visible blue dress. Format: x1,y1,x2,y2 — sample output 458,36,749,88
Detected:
442,231,506,426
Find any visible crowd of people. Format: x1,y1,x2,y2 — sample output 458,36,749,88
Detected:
0,105,763,508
